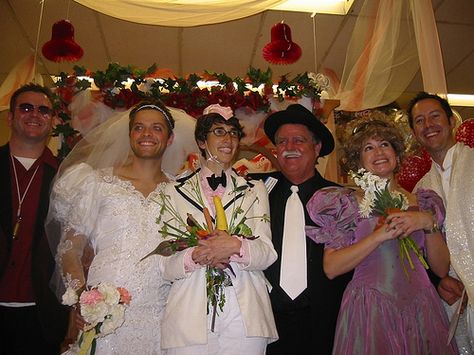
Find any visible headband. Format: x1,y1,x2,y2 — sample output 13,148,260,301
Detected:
135,104,175,130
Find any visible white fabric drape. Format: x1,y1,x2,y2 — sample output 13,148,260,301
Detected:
337,0,446,111
0,55,43,111
73,0,286,27
411,0,447,96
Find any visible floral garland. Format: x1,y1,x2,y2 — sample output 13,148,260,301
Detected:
51,63,326,160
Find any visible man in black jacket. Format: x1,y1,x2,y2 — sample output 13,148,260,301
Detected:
257,104,352,355
0,84,68,354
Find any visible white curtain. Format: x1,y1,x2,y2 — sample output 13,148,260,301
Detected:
411,0,447,95
73,0,285,27
337,0,447,111
0,55,43,111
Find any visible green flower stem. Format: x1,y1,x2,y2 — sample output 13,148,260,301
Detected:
161,221,193,238
398,236,429,279
399,239,410,278
230,196,258,232
405,237,429,269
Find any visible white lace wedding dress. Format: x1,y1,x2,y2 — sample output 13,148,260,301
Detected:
51,163,170,355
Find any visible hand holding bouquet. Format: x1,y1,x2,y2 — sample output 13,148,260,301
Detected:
350,169,429,277
62,283,131,355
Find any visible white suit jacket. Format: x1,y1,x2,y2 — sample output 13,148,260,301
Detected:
159,170,278,349
415,143,474,307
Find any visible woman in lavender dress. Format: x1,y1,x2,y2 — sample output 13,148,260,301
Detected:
306,119,458,354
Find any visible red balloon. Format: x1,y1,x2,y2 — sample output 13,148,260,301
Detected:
455,118,474,148
397,150,432,192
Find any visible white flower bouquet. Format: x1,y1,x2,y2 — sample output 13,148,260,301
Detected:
349,169,429,277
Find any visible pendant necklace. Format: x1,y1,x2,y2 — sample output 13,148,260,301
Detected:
10,154,39,240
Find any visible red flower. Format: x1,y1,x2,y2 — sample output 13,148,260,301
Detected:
56,87,75,104
117,287,132,305
115,89,141,109
246,91,268,112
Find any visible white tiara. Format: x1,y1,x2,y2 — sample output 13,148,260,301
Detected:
135,104,174,129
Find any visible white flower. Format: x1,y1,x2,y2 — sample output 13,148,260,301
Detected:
109,304,125,323
308,72,330,91
359,194,375,218
137,78,155,94
99,318,115,336
351,169,387,193
110,87,120,95
99,304,125,336
350,168,410,218
81,302,109,325
401,195,409,210
98,283,120,305
62,286,78,306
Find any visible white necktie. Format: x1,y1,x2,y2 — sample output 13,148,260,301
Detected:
280,185,307,300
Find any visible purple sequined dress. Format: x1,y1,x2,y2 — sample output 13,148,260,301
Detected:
306,187,458,355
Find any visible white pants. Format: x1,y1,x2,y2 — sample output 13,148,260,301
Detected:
164,287,268,355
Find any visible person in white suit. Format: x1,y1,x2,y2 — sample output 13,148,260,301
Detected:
408,92,474,354
158,104,278,355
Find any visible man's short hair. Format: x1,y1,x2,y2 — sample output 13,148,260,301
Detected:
194,112,244,158
129,99,175,135
406,92,453,129
9,83,54,112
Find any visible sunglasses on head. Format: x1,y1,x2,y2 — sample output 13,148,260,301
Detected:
17,103,53,116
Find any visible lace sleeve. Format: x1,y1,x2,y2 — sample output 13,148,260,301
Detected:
47,163,99,298
305,187,359,250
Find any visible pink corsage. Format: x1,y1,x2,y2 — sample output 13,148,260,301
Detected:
203,104,234,120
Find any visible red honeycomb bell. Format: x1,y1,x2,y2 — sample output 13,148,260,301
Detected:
262,21,302,65
42,20,83,62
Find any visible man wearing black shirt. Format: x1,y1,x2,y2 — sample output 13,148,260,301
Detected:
257,104,352,355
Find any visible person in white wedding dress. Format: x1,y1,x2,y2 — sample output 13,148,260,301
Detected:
46,99,175,354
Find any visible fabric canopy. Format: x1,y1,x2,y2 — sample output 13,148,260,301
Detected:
73,0,286,27
337,0,447,111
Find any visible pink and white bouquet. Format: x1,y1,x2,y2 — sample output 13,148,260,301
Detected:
62,282,131,355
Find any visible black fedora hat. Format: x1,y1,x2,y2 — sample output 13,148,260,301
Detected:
264,104,335,156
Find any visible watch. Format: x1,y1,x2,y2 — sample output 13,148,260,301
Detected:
424,221,440,234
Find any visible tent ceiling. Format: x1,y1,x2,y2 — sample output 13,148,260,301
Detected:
1,0,473,118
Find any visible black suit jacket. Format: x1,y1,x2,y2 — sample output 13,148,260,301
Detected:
252,170,353,354
0,144,68,345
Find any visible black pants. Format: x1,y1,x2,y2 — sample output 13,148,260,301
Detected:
0,305,60,355
267,307,314,355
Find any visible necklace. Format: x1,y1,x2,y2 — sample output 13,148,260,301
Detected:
10,154,40,240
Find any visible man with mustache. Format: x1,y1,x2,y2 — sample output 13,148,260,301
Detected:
257,104,352,355
408,92,474,353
